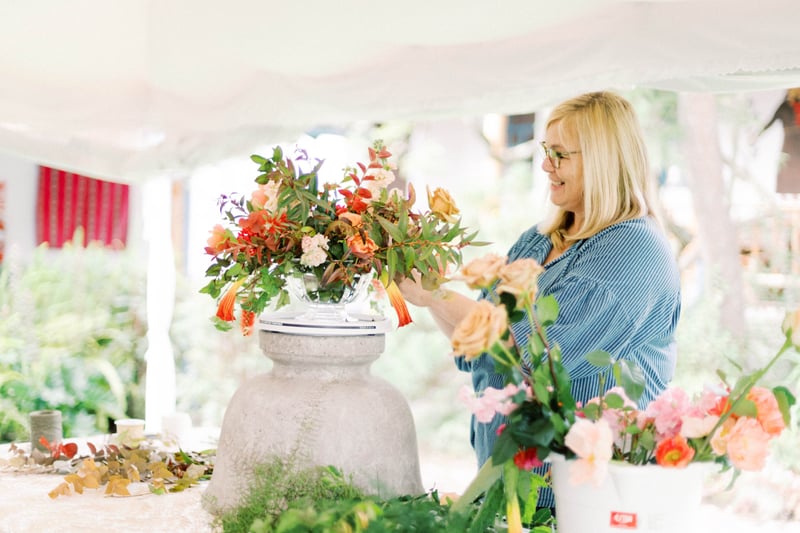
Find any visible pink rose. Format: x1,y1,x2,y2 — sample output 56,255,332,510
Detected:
645,387,692,440
451,300,508,360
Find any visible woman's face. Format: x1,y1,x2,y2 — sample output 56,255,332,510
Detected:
542,123,584,222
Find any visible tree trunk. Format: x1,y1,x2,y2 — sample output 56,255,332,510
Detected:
678,93,745,343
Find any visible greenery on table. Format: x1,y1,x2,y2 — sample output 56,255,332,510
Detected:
214,455,554,533
0,236,148,441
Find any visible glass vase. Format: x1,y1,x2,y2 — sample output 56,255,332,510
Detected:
286,270,371,322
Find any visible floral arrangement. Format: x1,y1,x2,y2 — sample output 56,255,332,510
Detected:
449,253,797,532
201,140,477,334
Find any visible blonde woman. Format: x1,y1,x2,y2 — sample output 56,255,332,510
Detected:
399,91,681,512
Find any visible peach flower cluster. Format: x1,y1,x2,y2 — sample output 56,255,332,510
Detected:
563,380,789,485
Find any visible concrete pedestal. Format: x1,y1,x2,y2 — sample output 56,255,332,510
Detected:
202,316,424,513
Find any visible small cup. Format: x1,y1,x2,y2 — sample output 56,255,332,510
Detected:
29,410,63,452
114,418,146,448
161,412,193,448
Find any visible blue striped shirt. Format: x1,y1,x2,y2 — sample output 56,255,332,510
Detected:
455,216,681,508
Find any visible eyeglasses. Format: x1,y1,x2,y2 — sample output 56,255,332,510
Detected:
539,141,580,169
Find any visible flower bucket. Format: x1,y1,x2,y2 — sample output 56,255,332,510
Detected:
549,454,708,533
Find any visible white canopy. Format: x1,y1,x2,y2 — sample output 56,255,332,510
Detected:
1,0,800,182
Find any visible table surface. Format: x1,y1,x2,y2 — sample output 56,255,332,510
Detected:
0,429,221,533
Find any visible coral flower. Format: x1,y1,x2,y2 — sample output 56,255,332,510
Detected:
654,435,695,467
216,279,244,322
205,224,229,255
385,280,412,327
747,386,786,436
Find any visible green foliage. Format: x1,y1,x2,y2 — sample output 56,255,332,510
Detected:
216,456,476,533
0,237,147,441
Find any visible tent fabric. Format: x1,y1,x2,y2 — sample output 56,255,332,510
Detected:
1,0,800,183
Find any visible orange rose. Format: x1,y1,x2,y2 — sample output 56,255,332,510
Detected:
346,233,378,258
747,386,786,436
654,435,695,467
451,300,508,360
496,259,544,305
456,254,507,290
427,186,460,223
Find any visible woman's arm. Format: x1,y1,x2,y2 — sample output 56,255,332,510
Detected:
396,275,477,338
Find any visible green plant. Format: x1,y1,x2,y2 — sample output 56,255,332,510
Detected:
215,456,365,533
0,235,147,441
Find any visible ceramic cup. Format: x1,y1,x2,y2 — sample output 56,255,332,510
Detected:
161,412,192,447
114,418,146,448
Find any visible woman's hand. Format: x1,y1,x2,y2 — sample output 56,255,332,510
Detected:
395,270,433,308
395,270,478,338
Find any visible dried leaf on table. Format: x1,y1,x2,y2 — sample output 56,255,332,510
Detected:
105,475,131,496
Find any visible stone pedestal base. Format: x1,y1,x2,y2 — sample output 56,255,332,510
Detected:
203,324,423,514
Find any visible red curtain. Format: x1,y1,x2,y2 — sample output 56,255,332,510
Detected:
36,166,129,248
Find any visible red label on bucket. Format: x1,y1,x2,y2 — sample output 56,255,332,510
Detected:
609,511,638,529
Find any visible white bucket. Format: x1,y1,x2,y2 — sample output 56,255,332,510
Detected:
549,454,708,533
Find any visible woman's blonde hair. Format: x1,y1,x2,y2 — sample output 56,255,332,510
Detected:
540,91,662,249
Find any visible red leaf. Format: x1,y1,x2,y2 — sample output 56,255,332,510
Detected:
62,442,79,459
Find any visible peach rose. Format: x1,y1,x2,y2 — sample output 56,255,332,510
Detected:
427,186,460,223
346,233,379,258
496,258,544,304
726,417,772,471
338,211,363,228
747,386,786,436
451,300,508,360
456,254,507,290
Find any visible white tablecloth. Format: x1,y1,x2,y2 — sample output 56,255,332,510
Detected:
0,430,220,533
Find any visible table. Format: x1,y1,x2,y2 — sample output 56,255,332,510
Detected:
0,429,220,533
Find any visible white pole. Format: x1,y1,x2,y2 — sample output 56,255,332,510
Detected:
142,177,176,434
